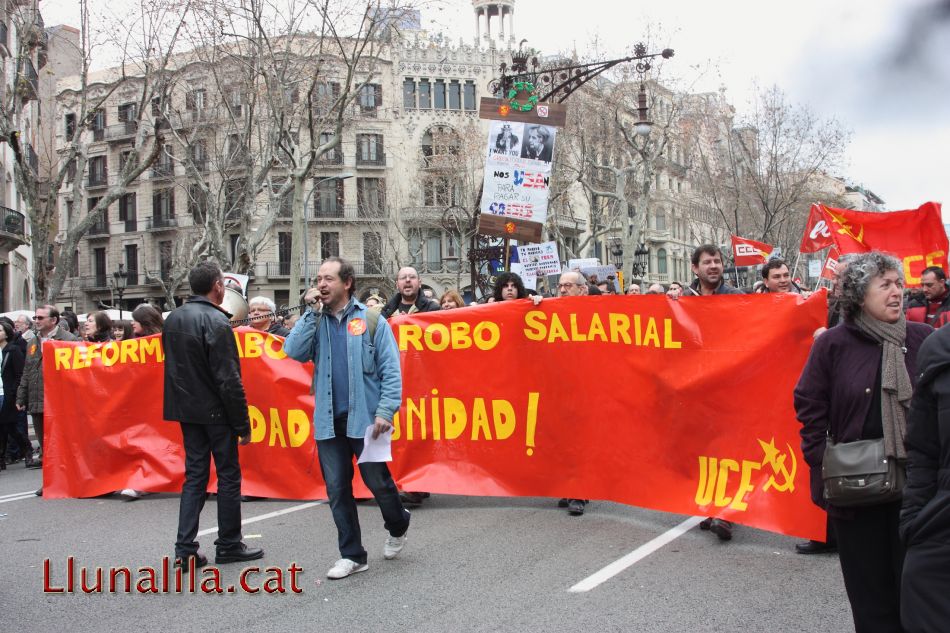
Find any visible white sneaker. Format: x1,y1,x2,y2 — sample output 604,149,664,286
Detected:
326,558,368,579
384,532,407,560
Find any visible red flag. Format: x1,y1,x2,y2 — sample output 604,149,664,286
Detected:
731,235,774,267
820,248,839,280
799,204,835,253
817,202,948,286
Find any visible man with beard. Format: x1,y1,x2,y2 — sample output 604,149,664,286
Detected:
381,267,441,319
686,244,743,296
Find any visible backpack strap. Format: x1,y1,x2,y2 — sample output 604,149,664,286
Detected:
365,308,379,343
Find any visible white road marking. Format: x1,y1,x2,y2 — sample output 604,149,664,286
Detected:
568,516,706,593
0,490,37,500
197,501,324,537
0,493,38,505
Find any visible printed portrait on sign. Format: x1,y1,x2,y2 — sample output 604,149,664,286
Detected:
519,124,556,164
488,121,523,157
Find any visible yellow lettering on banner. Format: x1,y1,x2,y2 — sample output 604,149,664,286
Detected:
102,342,120,366
286,409,309,447
714,459,740,507
398,322,499,352
54,347,72,370
547,314,569,342
587,314,607,342
492,400,515,440
249,406,267,443
71,346,87,369
523,311,546,341
443,398,466,440
904,250,946,286
664,319,683,349
120,338,140,364
643,318,660,348
399,324,423,352
731,461,761,511
471,399,491,440
394,392,541,454
633,315,642,346
695,457,716,506
139,337,164,363
569,314,587,342
243,332,265,359
423,324,450,352
608,313,631,344
265,335,287,360
268,408,287,447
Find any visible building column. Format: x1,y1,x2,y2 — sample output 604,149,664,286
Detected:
475,7,481,42
498,6,505,41
509,10,515,42
485,5,492,40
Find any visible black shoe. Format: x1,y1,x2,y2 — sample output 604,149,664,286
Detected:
557,498,569,508
709,518,733,541
795,540,837,555
174,552,209,569
400,491,427,507
699,517,712,530
567,499,588,516
35,488,42,497
26,459,42,469
241,495,263,502
215,543,264,564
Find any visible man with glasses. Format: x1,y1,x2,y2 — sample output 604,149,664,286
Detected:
16,306,78,483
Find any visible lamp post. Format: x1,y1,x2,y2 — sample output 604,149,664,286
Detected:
301,173,353,286
112,263,128,320
609,240,624,269
630,243,650,279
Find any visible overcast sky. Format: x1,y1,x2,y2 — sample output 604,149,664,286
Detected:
40,0,950,214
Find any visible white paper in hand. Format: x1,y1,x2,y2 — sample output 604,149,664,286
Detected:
357,425,393,464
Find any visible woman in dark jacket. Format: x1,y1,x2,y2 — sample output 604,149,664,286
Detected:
794,251,932,633
900,326,950,632
0,320,32,469
83,311,114,343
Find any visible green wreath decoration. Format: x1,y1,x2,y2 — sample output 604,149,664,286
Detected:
507,81,539,112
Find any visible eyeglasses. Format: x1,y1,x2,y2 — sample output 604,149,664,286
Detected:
32,316,47,321
557,282,582,289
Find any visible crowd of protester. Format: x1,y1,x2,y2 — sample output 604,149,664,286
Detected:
4,244,949,630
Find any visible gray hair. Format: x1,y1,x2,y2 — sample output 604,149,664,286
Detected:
247,296,277,313
838,251,903,320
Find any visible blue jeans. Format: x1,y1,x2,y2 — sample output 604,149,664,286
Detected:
317,433,410,565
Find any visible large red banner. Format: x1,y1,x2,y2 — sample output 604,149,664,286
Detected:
817,201,948,286
44,294,829,540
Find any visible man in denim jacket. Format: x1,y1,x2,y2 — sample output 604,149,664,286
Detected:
283,257,410,580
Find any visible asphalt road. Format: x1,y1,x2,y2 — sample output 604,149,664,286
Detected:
0,464,853,632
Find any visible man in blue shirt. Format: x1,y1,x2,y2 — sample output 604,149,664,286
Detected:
284,257,410,579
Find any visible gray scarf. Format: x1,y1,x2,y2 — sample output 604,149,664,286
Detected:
853,311,912,459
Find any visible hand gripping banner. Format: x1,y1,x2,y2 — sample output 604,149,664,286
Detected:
44,293,829,540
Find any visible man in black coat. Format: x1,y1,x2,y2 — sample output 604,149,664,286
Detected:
900,325,950,632
163,260,263,568
380,267,441,318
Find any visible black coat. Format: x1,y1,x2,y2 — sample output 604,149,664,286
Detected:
794,320,932,511
900,325,950,631
0,343,24,426
380,293,441,319
162,296,250,435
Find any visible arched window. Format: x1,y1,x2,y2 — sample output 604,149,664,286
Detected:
657,248,668,275
421,126,459,167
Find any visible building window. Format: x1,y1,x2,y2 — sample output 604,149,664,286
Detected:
225,179,247,220
125,244,138,285
153,189,175,220
356,134,384,165
317,132,341,164
313,178,344,217
425,229,442,270
273,181,293,218
418,79,431,109
94,248,107,287
91,109,106,141
655,212,666,231
314,81,340,114
320,232,340,260
118,193,136,229
117,102,137,122
359,84,381,115
423,176,457,207
357,178,385,217
657,248,668,275
434,80,446,109
159,241,173,281
463,81,476,111
278,232,292,275
363,232,382,274
448,80,461,110
65,112,76,138
88,155,108,186
403,78,416,109
229,234,240,263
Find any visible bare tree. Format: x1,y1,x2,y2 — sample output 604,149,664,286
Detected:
689,84,851,258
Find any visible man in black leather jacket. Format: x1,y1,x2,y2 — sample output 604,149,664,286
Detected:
162,260,263,568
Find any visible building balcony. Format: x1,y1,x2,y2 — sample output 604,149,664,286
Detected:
356,153,387,168
353,260,392,276
312,204,344,219
124,219,138,233
151,163,175,179
402,206,443,223
16,57,38,101
146,216,178,231
310,204,388,222
316,151,343,166
25,143,38,173
105,121,138,141
0,205,27,248
88,171,109,188
87,222,110,238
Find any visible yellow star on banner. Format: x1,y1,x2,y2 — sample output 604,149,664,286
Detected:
758,437,781,470
824,208,865,244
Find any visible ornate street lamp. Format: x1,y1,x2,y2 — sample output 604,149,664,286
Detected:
609,240,624,269
630,243,650,278
112,263,128,320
